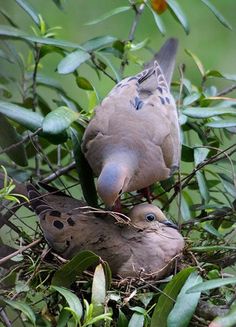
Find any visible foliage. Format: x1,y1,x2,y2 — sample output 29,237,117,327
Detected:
0,0,236,326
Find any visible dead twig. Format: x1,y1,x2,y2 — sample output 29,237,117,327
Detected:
0,238,42,265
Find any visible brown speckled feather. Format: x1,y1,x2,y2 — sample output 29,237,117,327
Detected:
27,184,184,279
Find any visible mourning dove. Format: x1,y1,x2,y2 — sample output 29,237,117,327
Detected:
27,184,184,279
81,38,180,207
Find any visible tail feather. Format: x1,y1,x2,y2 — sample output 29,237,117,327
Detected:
144,38,178,87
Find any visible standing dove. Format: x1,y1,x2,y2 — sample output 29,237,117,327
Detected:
27,184,184,279
81,38,180,207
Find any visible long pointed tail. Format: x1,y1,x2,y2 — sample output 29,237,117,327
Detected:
145,38,178,87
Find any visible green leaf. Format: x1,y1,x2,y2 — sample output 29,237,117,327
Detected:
183,107,236,118
196,171,210,203
194,147,209,166
76,76,93,90
167,271,202,327
205,70,236,82
91,264,106,318
4,299,36,326
15,0,40,26
96,52,122,82
189,245,236,252
128,313,145,327
147,4,166,36
52,0,64,10
70,127,98,207
185,49,205,76
118,309,129,327
180,191,193,221
167,0,189,34
42,106,80,134
82,35,117,52
219,175,236,198
36,74,65,93
202,222,223,238
57,49,91,74
200,0,232,30
205,119,236,128
0,114,28,166
0,101,43,131
52,250,99,287
50,285,83,320
187,277,236,294
85,6,131,25
0,25,83,49
151,267,195,327
181,144,194,162
210,304,236,327
0,8,18,27
183,92,201,106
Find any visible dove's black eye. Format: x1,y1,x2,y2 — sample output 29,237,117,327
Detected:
145,213,156,222
118,189,122,195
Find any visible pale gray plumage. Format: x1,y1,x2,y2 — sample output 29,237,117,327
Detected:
81,38,180,207
27,185,184,279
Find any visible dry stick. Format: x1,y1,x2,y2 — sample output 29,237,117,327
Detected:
217,84,236,97
0,309,12,327
91,55,117,83
41,161,76,183
0,128,42,155
29,136,73,197
161,143,236,210
0,238,42,265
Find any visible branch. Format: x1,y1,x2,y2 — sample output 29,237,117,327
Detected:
217,84,236,97
120,1,146,75
0,238,42,265
91,54,117,83
161,143,236,210
128,2,146,42
41,161,76,183
0,128,42,155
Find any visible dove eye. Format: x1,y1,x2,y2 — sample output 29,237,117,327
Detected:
145,213,156,222
118,189,122,195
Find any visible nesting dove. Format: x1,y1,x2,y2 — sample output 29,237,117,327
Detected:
81,38,180,207
27,184,184,279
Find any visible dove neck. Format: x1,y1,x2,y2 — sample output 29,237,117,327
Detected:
103,150,137,174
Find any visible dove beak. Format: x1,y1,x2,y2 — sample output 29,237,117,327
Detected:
162,220,178,230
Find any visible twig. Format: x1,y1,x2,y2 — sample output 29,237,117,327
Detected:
41,161,76,183
161,143,236,210
120,1,146,76
0,128,42,155
32,44,41,111
0,238,42,265
128,2,146,42
29,136,73,196
0,308,12,327
217,84,236,97
91,54,117,83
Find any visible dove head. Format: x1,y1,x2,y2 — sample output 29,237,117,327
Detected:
97,161,131,208
129,203,178,230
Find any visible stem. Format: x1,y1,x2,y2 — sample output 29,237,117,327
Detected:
120,1,146,76
32,44,41,112
0,238,42,265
